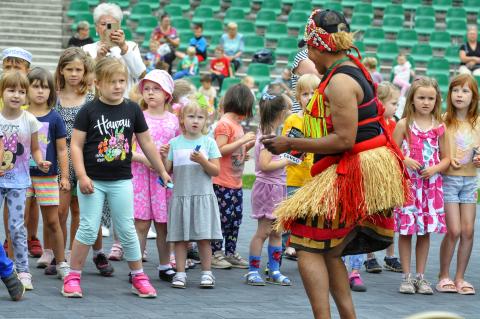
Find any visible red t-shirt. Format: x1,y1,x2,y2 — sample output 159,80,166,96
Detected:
210,57,230,77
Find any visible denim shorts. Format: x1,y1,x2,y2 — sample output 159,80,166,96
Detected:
443,175,478,204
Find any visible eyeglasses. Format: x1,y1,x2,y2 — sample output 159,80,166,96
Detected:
143,87,164,93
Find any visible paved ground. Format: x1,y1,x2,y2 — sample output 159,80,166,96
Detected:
0,190,479,319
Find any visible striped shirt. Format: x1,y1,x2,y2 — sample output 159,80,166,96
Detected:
290,49,309,114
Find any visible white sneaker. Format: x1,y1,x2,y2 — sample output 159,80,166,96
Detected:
18,272,33,291
147,228,157,239
56,262,70,280
65,250,71,265
37,249,54,268
101,226,110,237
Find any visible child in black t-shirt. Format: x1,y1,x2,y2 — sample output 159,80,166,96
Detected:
62,57,171,299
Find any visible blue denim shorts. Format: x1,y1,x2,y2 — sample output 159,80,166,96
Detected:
443,175,478,204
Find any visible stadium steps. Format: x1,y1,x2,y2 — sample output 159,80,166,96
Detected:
0,0,63,72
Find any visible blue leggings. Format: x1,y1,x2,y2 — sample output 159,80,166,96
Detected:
343,254,364,271
76,179,141,261
0,244,14,278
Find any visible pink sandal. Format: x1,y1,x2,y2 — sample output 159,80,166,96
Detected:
108,243,124,261
435,278,457,293
455,280,475,295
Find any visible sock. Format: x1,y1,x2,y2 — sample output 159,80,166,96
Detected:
131,268,144,277
175,271,186,278
416,273,424,279
402,273,409,280
93,249,103,257
268,245,282,273
70,269,81,275
158,264,172,271
201,270,212,276
385,255,395,259
249,255,261,272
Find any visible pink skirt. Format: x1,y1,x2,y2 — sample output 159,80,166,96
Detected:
251,181,287,220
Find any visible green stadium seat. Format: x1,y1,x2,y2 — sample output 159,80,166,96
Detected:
446,7,467,23
276,37,298,56
447,20,467,37
341,0,360,8
286,11,309,31
350,14,372,32
354,41,365,56
86,0,100,6
287,51,297,68
282,0,295,5
109,0,129,9
396,29,418,48
179,31,195,51
426,57,450,78
90,25,99,41
353,3,374,20
403,0,422,11
261,0,282,16
141,31,152,49
464,0,480,14
188,75,202,88
237,20,256,37
377,42,399,62
475,75,480,84
247,63,271,84
203,19,224,39
371,0,390,9
415,6,435,18
320,2,343,11
429,31,451,50
255,9,277,28
207,36,220,53
220,77,242,95
384,4,404,18
444,46,460,64
435,74,450,95
410,43,433,63
193,7,214,24
137,0,160,10
136,16,158,34
230,0,252,15
243,35,265,55
67,1,89,18
171,0,191,12
164,5,184,18
414,17,435,35
265,22,288,42
71,13,94,31
123,28,133,41
292,1,312,12
129,4,152,22
224,8,246,26
382,15,404,34
200,0,222,13
432,0,452,12
362,28,385,47
172,18,191,33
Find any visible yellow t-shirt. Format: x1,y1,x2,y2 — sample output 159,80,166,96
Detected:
444,118,480,177
282,113,313,187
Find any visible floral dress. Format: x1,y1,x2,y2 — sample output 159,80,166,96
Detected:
394,121,447,235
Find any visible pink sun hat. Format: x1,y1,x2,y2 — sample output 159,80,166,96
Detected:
138,69,174,103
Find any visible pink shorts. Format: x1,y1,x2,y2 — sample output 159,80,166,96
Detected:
251,181,287,220
132,162,171,223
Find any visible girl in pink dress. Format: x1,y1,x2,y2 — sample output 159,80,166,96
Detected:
132,70,179,282
393,77,450,295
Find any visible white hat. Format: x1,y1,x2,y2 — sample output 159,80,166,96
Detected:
2,47,33,64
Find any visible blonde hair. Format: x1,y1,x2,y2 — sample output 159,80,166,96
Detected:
377,81,399,104
129,84,143,106
402,77,443,134
56,47,92,95
179,98,209,135
0,71,29,95
95,57,128,97
186,46,196,56
296,74,320,104
172,79,196,104
241,76,254,86
362,57,378,70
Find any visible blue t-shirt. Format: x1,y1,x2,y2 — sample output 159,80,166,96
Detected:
220,33,244,57
30,109,67,176
189,36,208,60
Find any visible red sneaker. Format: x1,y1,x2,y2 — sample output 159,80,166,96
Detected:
28,237,43,258
131,273,157,298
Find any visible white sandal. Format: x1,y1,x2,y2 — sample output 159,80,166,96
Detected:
200,273,215,288
171,274,186,289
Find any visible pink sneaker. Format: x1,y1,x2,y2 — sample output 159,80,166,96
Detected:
108,243,124,261
131,273,157,298
62,273,82,298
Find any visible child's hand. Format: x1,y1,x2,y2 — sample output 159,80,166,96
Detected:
245,139,255,150
404,157,422,170
473,155,480,168
159,171,172,187
451,158,462,169
420,166,437,179
160,144,170,158
0,170,5,177
38,161,52,173
190,150,207,165
241,132,256,145
79,176,94,194
59,177,71,192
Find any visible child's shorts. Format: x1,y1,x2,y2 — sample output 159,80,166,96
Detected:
251,181,287,220
26,175,59,206
443,175,478,204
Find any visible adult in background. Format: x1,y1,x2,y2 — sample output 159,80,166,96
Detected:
459,25,480,76
290,48,321,113
150,14,180,74
219,22,244,72
82,3,146,97
261,10,408,319
67,21,94,48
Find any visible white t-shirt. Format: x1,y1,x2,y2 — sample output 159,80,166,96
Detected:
0,111,42,188
393,61,412,83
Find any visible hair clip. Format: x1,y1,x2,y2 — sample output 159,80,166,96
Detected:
262,93,277,101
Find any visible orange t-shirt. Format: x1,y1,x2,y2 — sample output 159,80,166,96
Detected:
212,116,246,189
